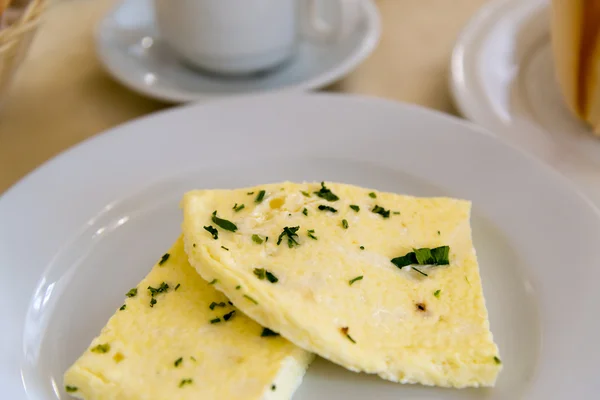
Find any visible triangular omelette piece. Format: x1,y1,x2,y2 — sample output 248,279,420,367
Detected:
64,237,313,399
182,182,501,388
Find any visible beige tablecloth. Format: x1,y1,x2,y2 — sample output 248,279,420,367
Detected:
0,0,486,194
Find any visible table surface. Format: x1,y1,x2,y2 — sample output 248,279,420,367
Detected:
0,0,487,194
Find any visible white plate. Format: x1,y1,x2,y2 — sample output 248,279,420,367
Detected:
95,0,380,103
2,93,599,399
450,0,600,206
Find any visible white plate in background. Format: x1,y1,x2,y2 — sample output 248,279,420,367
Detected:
450,0,600,205
1,93,599,399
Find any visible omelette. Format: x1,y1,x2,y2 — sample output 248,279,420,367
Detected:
63,238,313,400
181,182,502,388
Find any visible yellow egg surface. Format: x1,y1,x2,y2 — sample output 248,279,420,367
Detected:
63,237,313,400
181,182,502,388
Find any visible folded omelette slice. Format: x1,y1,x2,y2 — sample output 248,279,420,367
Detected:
63,237,313,400
182,182,502,388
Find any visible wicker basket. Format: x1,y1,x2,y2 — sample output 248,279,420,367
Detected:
0,0,46,105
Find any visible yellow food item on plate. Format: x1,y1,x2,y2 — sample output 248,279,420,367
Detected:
63,238,313,400
182,182,502,388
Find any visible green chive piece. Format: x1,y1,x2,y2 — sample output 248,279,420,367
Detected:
119,304,126,311
341,219,349,229
244,294,258,304
318,205,338,213
371,205,390,218
209,279,218,285
179,378,193,388
211,211,237,232
209,301,226,310
174,357,183,367
247,191,254,195
349,276,363,285
368,192,377,198
350,205,360,212
255,190,266,203
174,283,181,291
210,318,221,324
90,343,110,353
412,267,428,277
126,288,137,297
434,289,441,298
261,328,280,337
393,211,401,215
203,225,218,239
307,229,318,240
233,203,245,212
314,182,339,201
359,246,365,250
271,384,277,391
221,246,229,251
302,207,308,216
301,190,311,197
346,334,357,344
150,298,157,307
158,253,170,265
494,356,502,365
265,271,279,283
253,268,266,280
277,226,300,248
223,310,236,321
65,386,78,393
252,234,264,244
235,285,241,290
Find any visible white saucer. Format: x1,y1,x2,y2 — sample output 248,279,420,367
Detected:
450,0,600,205
95,0,380,103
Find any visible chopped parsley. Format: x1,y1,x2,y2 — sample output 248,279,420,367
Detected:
203,225,218,239
253,268,279,283
349,276,363,285
126,288,138,297
179,378,193,388
233,203,245,212
261,327,280,337
209,279,218,285
302,207,308,216
307,229,318,240
210,318,221,324
301,190,311,197
119,304,126,311
255,190,266,203
360,246,365,250
209,301,226,310
390,246,450,276
174,357,183,367
252,234,264,244
277,226,300,247
90,343,110,353
148,282,169,307
371,205,390,218
244,294,259,304
221,245,229,251
314,182,339,201
211,211,237,232
494,356,502,365
175,283,181,291
65,386,78,393
340,327,356,343
368,192,377,198
150,298,157,307
434,289,441,298
223,310,236,321
317,205,338,213
158,253,170,265
341,219,349,229
350,205,360,212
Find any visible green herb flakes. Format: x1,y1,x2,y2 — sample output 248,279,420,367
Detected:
148,282,169,296
252,234,264,244
244,294,259,304
393,211,401,215
210,318,221,324
209,279,218,285
307,229,318,240
302,207,308,216
179,378,193,388
235,285,241,290
174,357,183,367
434,289,441,298
221,246,229,251
174,283,181,291
247,191,254,195
261,328,280,337
494,356,502,365
318,205,338,213
91,343,110,353
301,190,311,197
437,230,441,235
223,310,236,321
371,205,390,218
233,203,245,212
341,219,349,229
368,192,377,198
119,304,126,311
350,205,360,212
209,301,226,310
360,246,365,250
390,246,450,276
203,225,218,239
65,386,78,393
253,268,266,280
277,226,300,247
266,271,279,283
126,288,138,297
211,211,237,232
349,276,363,285
158,253,170,265
255,190,266,203
340,327,356,343
150,298,157,307
314,181,339,201
271,384,277,391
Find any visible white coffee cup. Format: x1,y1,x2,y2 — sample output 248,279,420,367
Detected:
153,0,363,75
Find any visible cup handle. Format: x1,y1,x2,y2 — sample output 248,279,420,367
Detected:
301,0,363,42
